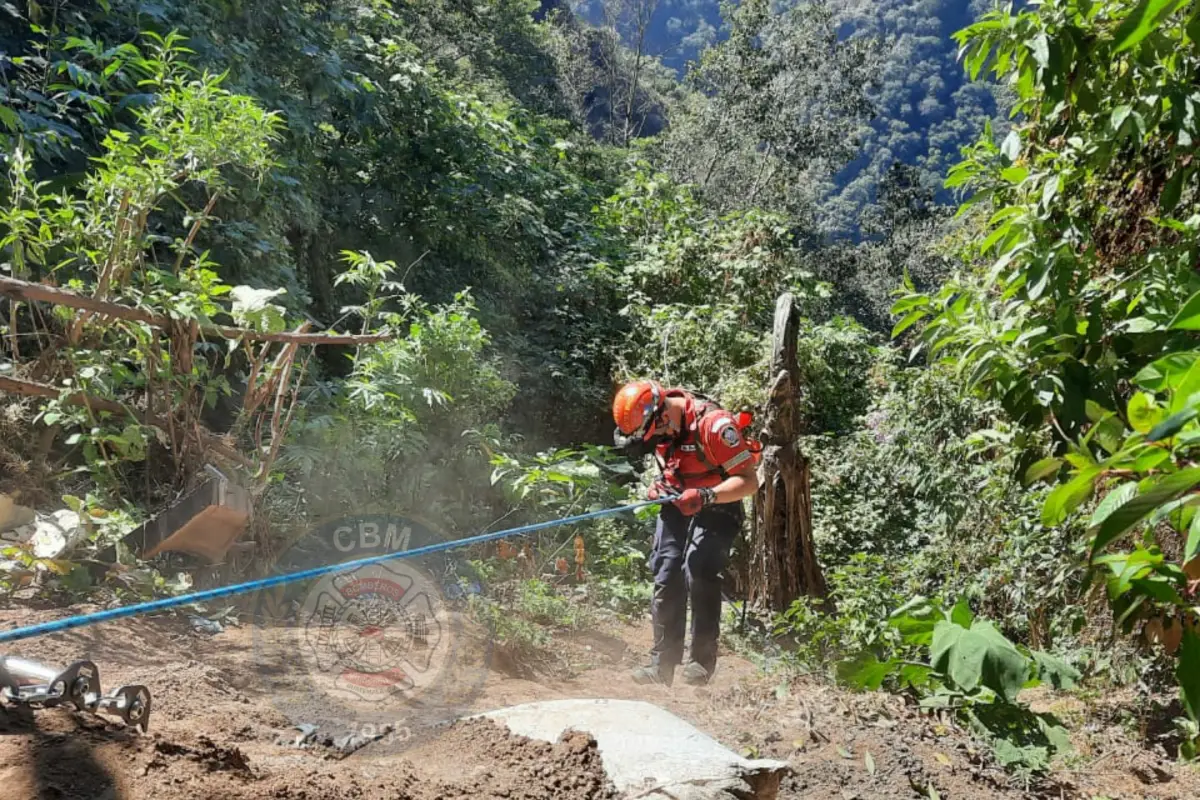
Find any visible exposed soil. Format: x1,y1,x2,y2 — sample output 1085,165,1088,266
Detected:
0,603,1198,799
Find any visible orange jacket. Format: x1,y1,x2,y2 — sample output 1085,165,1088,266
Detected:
654,390,761,491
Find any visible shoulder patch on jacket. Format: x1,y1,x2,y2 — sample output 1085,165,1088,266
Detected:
720,425,741,447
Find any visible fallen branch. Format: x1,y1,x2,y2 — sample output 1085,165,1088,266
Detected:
0,375,253,469
0,277,394,345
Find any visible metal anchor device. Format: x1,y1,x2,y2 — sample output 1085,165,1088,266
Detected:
0,655,151,733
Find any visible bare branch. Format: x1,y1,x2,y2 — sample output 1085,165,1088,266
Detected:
0,277,395,345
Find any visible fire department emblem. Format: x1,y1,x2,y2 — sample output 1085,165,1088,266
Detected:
250,514,491,756
299,560,444,703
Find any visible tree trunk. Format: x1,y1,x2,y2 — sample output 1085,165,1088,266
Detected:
748,293,828,611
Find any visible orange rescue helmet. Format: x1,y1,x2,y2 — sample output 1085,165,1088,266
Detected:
612,380,666,439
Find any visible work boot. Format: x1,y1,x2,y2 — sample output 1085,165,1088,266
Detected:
680,661,711,686
631,663,674,686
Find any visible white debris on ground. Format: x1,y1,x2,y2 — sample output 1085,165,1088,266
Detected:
479,699,790,800
0,493,86,565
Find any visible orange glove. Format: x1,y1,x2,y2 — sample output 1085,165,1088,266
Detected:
648,480,670,501
674,487,715,516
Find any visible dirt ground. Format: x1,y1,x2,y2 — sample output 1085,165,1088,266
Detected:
0,602,1197,800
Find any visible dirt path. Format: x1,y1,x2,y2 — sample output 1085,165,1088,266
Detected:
0,603,1195,799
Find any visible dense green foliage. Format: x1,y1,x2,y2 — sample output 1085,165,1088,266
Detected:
840,596,1081,773
895,0,1200,758
5,0,1200,777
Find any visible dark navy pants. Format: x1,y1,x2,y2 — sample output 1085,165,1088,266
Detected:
648,501,743,673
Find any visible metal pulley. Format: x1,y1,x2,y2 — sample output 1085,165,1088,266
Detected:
0,654,151,732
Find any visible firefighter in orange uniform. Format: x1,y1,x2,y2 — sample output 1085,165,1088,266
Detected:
612,380,761,686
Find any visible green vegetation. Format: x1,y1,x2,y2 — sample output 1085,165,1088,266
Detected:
4,0,1200,781
841,596,1081,773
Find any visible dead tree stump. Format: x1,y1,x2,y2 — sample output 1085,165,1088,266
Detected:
748,293,829,611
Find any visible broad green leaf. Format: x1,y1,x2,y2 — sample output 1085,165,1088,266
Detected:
1130,576,1183,604
1001,166,1029,184
1112,0,1190,55
1091,468,1200,559
1170,291,1200,330
1172,363,1200,413
951,598,974,628
898,663,934,689
1132,447,1171,472
929,621,971,685
1001,130,1021,161
1024,457,1063,485
889,596,944,646
981,222,1014,253
1112,104,1134,130
1037,715,1074,755
892,310,927,339
1148,407,1199,441
0,106,19,133
1030,33,1050,67
1135,352,1200,391
931,620,1029,702
1042,174,1061,207
1042,467,1101,526
1031,651,1081,690
1065,452,1096,470
1086,399,1111,423
1094,415,1127,454
1127,392,1160,433
837,654,896,691
891,295,929,314
1089,481,1138,529
1178,628,1200,721
1187,510,1200,562
1120,317,1159,333
230,286,288,333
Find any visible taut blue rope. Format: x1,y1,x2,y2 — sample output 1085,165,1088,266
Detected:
0,498,667,645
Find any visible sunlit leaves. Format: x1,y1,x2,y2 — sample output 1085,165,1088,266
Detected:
1041,466,1100,526
1136,352,1200,392
1024,457,1063,484
1091,469,1200,558
229,286,288,333
900,1,1200,452
839,600,1079,771
1170,291,1200,330
1088,481,1138,529
1111,0,1191,54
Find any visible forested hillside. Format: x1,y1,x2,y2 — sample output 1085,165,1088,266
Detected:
3,0,1200,794
824,0,1011,235
569,0,1012,237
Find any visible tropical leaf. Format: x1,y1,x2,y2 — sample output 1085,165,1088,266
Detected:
1112,0,1190,55
1091,469,1200,559
930,619,1029,702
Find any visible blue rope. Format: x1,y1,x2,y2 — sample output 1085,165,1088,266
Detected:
0,498,667,645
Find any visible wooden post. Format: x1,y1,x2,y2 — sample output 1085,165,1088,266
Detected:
748,293,829,611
